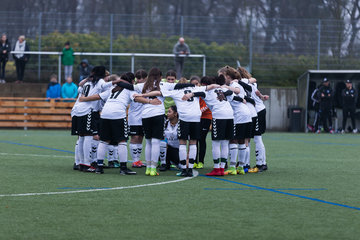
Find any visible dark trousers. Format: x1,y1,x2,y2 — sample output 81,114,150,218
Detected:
196,118,211,163
319,107,332,132
0,60,6,79
175,59,184,79
342,106,356,130
166,145,179,168
15,59,26,81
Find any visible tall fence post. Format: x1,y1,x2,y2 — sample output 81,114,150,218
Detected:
58,54,61,84
202,56,206,76
317,19,321,70
248,17,253,73
180,16,184,37
38,12,42,82
131,55,135,73
109,14,114,74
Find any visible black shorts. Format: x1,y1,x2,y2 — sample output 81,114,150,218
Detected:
178,120,201,140
129,125,144,136
71,111,100,136
142,115,165,139
256,109,266,135
99,118,129,143
234,122,252,140
211,118,234,140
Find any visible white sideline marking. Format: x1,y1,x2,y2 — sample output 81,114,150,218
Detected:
0,152,73,158
0,170,198,197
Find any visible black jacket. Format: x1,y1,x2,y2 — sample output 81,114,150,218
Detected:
0,39,11,61
12,41,30,61
317,85,333,109
342,87,357,108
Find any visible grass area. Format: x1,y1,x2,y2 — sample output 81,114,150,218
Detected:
0,130,359,239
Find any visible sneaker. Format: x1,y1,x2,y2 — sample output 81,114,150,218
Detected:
178,169,188,177
73,163,79,171
256,165,264,172
219,168,225,176
159,164,167,171
237,166,245,175
193,163,198,169
132,160,145,168
257,165,267,172
85,166,96,173
95,165,104,174
224,167,237,175
206,168,222,176
119,167,137,175
108,160,120,168
353,129,358,133
187,168,193,177
145,167,151,176
150,168,159,176
262,164,268,171
341,130,345,134
197,162,204,169
315,130,321,134
329,129,334,134
79,164,88,172
248,166,259,173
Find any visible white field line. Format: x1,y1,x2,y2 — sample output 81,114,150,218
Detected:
0,170,198,197
0,152,73,158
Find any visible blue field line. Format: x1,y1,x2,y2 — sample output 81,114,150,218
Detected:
266,136,359,147
204,187,327,191
0,140,75,154
201,175,360,211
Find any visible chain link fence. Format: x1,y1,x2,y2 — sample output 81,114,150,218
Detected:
0,11,359,84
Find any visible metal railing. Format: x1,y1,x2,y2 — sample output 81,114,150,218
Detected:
11,51,206,83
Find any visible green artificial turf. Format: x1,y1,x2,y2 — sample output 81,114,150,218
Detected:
0,130,359,240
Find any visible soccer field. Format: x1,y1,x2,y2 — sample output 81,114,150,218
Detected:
0,130,359,240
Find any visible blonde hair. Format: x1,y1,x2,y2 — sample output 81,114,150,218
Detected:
237,67,252,79
178,77,188,84
108,74,119,82
19,35,25,41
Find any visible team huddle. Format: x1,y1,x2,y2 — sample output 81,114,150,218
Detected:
70,65,269,177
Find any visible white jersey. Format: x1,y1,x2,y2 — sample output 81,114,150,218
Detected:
133,82,176,119
128,101,143,126
164,120,179,148
71,86,83,117
202,88,234,119
73,79,111,116
241,78,257,118
161,86,205,122
228,81,252,124
251,83,266,113
99,87,135,120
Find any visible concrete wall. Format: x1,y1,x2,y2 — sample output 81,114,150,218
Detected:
259,87,298,131
0,83,48,97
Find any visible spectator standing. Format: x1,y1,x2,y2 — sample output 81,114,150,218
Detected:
0,34,11,83
316,78,334,133
78,59,93,81
61,76,78,100
13,35,30,83
62,41,74,80
46,74,61,99
341,79,358,133
172,37,190,79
